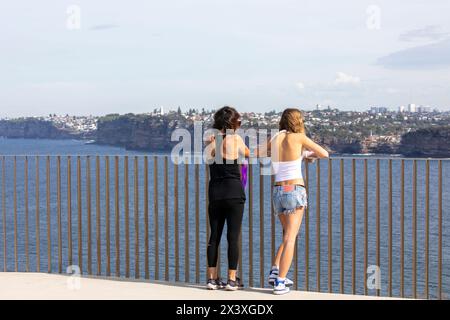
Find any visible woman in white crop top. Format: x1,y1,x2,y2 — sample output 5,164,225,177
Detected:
263,108,329,295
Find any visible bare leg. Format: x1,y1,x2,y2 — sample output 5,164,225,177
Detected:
228,269,237,281
279,208,304,279
208,267,217,280
273,215,287,268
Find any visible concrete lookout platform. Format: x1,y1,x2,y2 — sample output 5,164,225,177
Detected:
0,273,399,300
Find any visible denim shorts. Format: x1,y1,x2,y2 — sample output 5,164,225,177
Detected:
272,185,308,216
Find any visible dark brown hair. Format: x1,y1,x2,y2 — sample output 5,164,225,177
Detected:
279,108,305,133
212,106,241,131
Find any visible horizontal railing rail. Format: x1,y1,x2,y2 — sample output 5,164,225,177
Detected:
0,155,448,299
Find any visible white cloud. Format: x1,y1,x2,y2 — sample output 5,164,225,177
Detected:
334,72,360,86
296,82,305,91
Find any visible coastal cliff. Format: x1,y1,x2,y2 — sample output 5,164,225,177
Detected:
398,126,450,157
0,118,82,139
96,113,193,151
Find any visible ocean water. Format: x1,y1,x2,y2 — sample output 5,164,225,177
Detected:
0,138,449,299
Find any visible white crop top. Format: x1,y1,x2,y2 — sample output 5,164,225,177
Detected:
270,130,314,183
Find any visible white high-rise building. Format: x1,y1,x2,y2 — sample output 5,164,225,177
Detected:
408,103,416,113
398,105,405,113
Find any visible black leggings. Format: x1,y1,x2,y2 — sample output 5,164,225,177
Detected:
207,199,245,270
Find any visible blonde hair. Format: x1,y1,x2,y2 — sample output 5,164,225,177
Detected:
279,108,305,133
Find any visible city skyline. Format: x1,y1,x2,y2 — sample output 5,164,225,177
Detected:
1,1,450,117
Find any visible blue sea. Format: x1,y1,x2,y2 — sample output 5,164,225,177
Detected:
0,138,449,299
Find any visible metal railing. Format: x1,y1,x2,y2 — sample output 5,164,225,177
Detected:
0,155,448,299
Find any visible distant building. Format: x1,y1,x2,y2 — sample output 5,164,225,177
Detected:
398,105,405,113
408,103,416,113
418,105,431,113
370,107,388,114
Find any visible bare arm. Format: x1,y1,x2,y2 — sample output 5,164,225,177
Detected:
300,134,329,158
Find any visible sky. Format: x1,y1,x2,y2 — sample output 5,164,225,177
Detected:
1,0,450,117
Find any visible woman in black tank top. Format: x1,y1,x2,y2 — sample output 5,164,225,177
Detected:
205,106,249,291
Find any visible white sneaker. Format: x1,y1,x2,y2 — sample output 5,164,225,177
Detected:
273,278,290,295
268,266,279,286
285,278,294,287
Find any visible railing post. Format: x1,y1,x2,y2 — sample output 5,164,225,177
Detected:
352,159,356,295
194,162,200,283
248,163,253,288
259,165,264,288
134,156,139,279
47,156,51,273
388,159,393,297
67,156,72,270
376,159,380,296
328,159,332,293
96,156,101,276
304,161,309,291
317,159,321,292
14,156,18,272
86,156,92,275
425,159,430,299
114,156,120,277
77,156,82,274
184,161,189,282
124,156,130,278
400,159,405,298
57,156,62,273
2,156,6,272
413,160,417,299
106,156,111,277
340,159,344,294
165,156,170,281
438,160,442,300
364,159,368,296
36,156,40,272
154,156,159,280
25,156,29,272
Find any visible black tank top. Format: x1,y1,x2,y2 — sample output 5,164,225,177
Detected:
208,158,246,201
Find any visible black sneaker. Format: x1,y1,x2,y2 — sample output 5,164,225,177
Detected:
206,278,225,290
225,277,243,291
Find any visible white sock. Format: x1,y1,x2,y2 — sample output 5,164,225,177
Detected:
272,265,279,270
277,277,286,282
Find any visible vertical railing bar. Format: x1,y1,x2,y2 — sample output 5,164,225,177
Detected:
317,159,321,292
114,156,120,277
165,157,170,281
388,159,393,297
259,166,264,287
67,156,72,269
1,156,5,272
174,160,179,282
143,156,148,280
25,156,29,272
124,156,130,278
194,162,200,283
248,163,253,288
184,161,189,282
364,159,368,296
57,156,61,273
352,159,356,295
36,156,40,272
400,160,405,298
115,156,120,277
328,159,332,293
86,156,92,275
154,156,159,280
438,160,442,300
304,161,309,291
376,159,380,297
106,156,111,277
47,156,51,273
96,156,101,276
77,156,82,274
14,156,18,272
205,163,209,282
425,159,429,299
134,156,139,279
340,159,344,294
413,160,417,299
271,175,276,265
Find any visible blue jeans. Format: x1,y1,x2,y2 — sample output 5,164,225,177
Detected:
272,185,308,216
